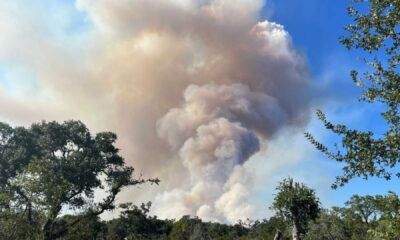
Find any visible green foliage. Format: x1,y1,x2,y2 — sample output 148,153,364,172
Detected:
59,215,107,240
0,120,158,239
306,0,400,188
304,209,352,240
368,215,400,239
244,217,290,240
344,194,379,225
169,215,249,240
169,215,202,240
41,192,400,240
0,122,35,186
367,192,400,239
271,178,320,239
112,202,173,240
0,208,44,240
304,192,400,240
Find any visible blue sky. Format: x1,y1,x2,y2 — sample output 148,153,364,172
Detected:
265,0,351,75
262,0,400,206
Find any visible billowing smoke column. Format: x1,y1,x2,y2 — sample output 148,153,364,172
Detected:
0,0,310,222
153,20,310,221
155,84,270,222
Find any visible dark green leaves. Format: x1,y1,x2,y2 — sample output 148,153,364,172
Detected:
0,120,157,239
271,178,320,237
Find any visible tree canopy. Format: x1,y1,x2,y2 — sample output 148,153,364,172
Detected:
271,178,320,240
0,120,158,240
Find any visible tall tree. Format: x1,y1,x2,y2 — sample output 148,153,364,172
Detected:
271,178,320,240
306,0,400,188
0,120,158,240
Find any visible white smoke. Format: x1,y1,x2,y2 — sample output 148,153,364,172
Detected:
153,19,310,221
155,82,308,222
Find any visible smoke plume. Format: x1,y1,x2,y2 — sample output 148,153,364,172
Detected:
0,0,310,222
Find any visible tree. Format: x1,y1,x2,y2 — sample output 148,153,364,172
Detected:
108,202,173,240
368,192,400,239
374,191,400,218
0,120,158,240
344,195,378,225
338,195,379,239
0,122,43,240
368,215,400,239
271,178,320,240
334,192,400,239
58,214,107,240
306,0,400,188
168,215,249,240
245,217,289,240
304,209,351,240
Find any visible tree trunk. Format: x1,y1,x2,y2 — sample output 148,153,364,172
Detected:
292,221,300,240
42,220,54,240
274,230,283,240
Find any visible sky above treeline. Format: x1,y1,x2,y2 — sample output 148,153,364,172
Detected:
0,0,398,222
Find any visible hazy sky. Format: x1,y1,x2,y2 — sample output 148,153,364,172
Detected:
0,0,398,222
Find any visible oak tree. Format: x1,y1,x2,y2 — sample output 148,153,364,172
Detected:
0,120,158,240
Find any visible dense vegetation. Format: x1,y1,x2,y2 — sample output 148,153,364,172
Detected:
58,191,400,240
0,123,399,240
3,186,400,239
0,121,159,240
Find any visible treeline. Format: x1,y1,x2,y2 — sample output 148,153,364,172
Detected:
3,186,399,239
0,116,399,240
55,192,400,240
